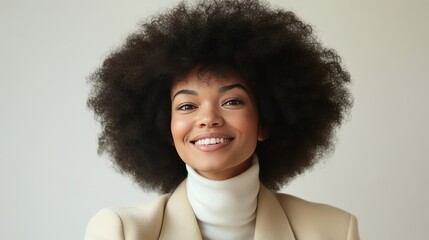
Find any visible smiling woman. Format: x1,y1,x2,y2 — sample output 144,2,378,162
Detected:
171,70,261,180
85,0,359,239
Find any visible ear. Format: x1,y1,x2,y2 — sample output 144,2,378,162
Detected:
257,126,269,141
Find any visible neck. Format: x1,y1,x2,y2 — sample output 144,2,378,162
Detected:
186,155,260,240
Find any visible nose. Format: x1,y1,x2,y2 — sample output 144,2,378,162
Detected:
196,105,224,128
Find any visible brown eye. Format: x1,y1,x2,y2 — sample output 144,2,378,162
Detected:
177,104,197,111
223,99,243,106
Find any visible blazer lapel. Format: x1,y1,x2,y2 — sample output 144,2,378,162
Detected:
158,181,202,240
254,185,296,240
158,181,295,240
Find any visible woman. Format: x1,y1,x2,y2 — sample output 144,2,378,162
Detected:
85,0,360,239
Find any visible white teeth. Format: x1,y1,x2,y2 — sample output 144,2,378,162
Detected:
194,138,231,145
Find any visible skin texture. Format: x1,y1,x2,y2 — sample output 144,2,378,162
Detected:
171,71,263,180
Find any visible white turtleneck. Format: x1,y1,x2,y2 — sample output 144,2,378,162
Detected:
186,155,260,240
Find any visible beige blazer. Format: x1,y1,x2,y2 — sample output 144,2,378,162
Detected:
85,181,359,240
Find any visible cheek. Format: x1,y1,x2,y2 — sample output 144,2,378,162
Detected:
242,109,259,128
171,116,192,142
227,110,259,137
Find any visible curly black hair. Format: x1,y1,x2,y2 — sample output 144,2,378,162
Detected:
87,0,352,193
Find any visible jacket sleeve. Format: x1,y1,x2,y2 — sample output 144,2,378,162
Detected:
347,215,360,240
85,208,125,240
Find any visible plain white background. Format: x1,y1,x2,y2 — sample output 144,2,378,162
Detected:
1,0,428,239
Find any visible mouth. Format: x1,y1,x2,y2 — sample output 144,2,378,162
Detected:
191,137,234,146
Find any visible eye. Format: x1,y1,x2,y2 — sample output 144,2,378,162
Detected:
223,99,243,106
177,104,197,111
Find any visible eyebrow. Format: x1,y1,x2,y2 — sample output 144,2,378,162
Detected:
172,84,248,100
218,84,248,94
172,89,197,99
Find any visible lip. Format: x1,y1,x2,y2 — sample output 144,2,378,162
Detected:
190,132,234,142
192,141,232,152
189,132,234,152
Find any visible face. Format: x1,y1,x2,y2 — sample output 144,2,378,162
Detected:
171,71,263,180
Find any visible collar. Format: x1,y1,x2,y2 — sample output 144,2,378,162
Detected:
185,156,260,239
158,181,296,240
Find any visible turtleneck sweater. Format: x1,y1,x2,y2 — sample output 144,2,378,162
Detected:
185,155,260,240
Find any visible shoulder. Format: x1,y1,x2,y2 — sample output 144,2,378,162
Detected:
85,194,171,240
274,193,360,240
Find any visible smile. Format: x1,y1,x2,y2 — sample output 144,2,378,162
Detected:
193,138,233,146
